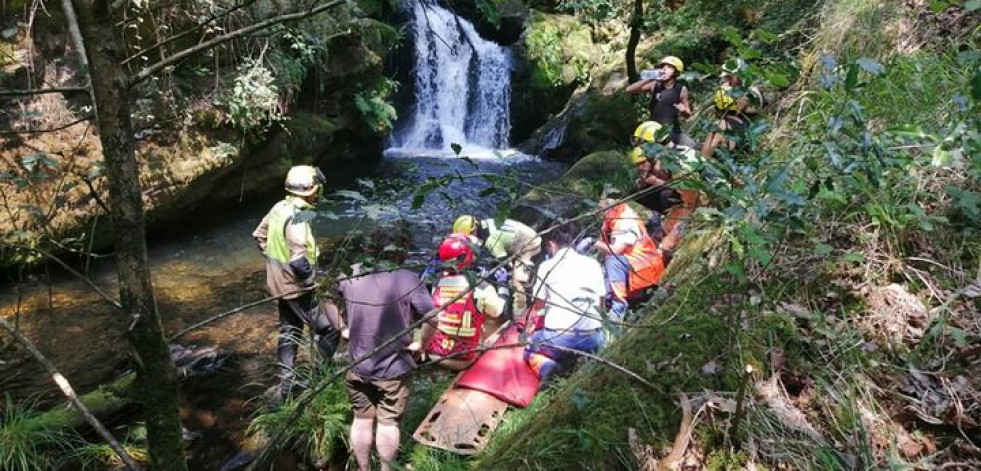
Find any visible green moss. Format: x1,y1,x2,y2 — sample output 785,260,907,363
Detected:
524,12,594,89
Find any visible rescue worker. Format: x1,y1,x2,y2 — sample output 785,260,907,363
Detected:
588,188,666,321
320,228,437,471
625,55,697,148
629,121,703,258
451,215,542,313
422,233,506,370
701,59,765,158
524,225,606,383
252,165,341,401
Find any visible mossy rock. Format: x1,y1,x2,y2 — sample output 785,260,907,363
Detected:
522,11,594,89
513,150,630,227
510,11,596,142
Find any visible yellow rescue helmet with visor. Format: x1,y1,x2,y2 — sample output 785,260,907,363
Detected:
284,165,326,197
629,121,669,165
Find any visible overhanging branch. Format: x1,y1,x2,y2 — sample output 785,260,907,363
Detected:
129,0,347,86
0,86,90,97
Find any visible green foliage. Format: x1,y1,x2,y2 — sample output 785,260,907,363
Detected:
524,13,593,88
0,395,76,471
247,365,352,466
219,58,286,136
354,78,399,134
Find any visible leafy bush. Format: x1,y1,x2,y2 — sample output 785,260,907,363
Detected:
219,58,286,136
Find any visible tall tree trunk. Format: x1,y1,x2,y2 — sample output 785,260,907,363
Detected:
626,0,645,83
69,1,188,470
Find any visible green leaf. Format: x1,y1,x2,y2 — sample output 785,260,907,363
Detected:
334,190,367,202
814,243,834,256
844,63,860,91
949,327,968,346
753,30,779,44
929,0,949,12
459,156,477,168
724,262,747,284
971,70,981,101
966,0,981,10
841,252,866,263
478,187,497,197
411,191,426,210
748,246,773,266
20,152,45,172
856,57,885,75
356,178,375,190
766,73,789,87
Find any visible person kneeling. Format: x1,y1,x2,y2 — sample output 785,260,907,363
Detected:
524,225,607,383
423,233,506,370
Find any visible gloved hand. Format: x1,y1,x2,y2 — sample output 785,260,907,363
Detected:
575,237,597,254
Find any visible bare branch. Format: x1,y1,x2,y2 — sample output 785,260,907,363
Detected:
130,0,347,86
0,115,94,135
121,0,260,65
168,289,311,341
0,86,90,97
0,318,143,471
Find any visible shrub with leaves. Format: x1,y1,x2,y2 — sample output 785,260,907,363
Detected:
220,58,286,136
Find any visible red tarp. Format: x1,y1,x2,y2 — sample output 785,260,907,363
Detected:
455,323,540,408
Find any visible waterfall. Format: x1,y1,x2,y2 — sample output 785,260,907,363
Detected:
387,0,513,155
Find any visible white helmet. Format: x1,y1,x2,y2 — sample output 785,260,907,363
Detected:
285,165,325,196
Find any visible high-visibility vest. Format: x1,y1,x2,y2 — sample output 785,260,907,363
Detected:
601,203,665,292
432,274,482,341
264,196,318,266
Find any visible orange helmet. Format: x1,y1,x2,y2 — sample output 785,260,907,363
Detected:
438,233,475,270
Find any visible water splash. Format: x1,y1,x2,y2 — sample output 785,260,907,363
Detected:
387,0,512,155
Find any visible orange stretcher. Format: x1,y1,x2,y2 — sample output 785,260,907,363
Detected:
413,323,540,455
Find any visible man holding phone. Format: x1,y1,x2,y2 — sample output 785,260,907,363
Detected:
626,56,697,148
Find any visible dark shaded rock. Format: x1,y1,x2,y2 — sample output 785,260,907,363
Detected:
450,0,529,45
519,88,637,162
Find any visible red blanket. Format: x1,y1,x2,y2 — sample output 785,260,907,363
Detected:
455,324,540,408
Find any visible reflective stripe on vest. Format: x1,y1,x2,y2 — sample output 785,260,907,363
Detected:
432,274,482,339
601,203,658,257
264,196,318,265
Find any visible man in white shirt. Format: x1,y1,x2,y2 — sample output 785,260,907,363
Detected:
523,225,607,381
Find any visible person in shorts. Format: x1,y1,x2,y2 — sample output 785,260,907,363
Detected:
323,228,436,471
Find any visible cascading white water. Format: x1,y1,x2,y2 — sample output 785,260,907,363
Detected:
387,0,512,155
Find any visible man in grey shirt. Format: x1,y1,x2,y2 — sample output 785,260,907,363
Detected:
323,230,436,471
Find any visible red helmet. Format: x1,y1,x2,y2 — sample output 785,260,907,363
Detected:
438,233,474,270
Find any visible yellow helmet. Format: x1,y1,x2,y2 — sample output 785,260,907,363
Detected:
713,86,738,111
659,56,684,73
452,215,478,235
628,147,647,165
632,121,667,146
285,165,325,196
